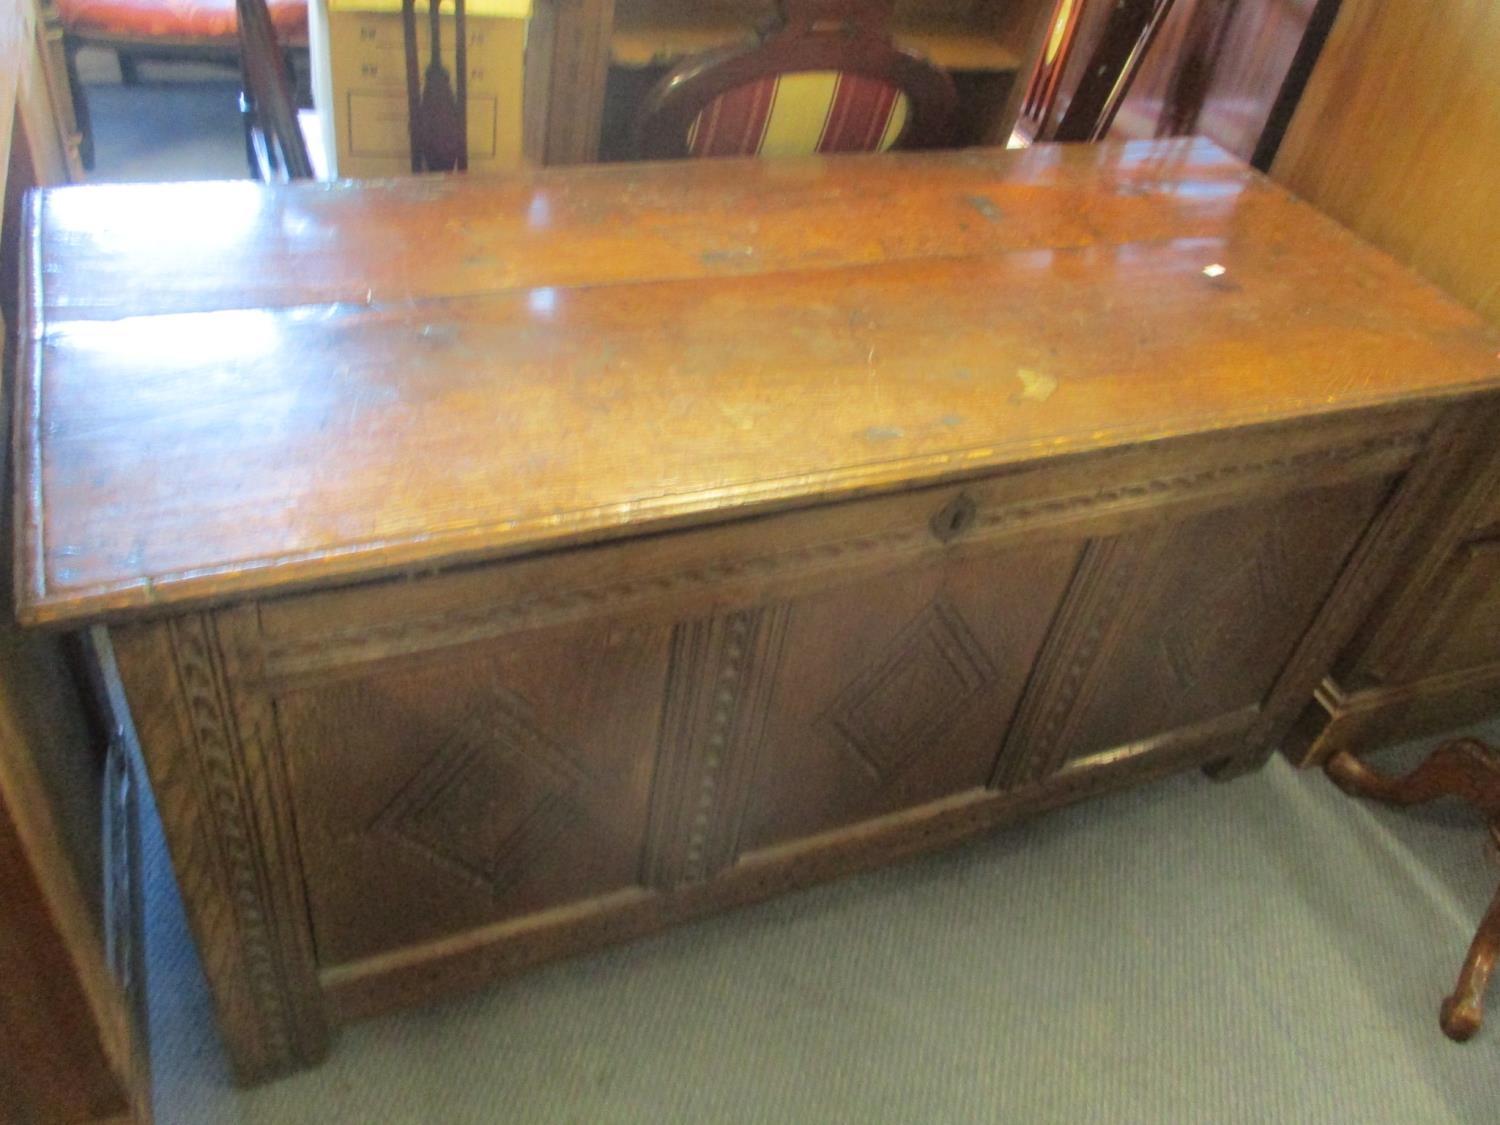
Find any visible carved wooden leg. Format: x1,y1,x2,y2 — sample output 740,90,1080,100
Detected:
1324,738,1500,1042
1325,739,1500,815
1441,881,1500,1041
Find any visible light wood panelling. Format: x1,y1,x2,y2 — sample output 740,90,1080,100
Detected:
1275,0,1500,766
1273,0,1500,323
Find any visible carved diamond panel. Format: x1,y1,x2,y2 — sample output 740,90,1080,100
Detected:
1158,528,1291,692
370,688,586,898
823,599,997,782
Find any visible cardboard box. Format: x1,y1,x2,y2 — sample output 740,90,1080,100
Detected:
309,0,530,178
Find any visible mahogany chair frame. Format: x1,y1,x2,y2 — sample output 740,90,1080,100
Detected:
1030,0,1179,143
401,0,469,172
238,0,313,181
1325,737,1500,1041
633,0,957,161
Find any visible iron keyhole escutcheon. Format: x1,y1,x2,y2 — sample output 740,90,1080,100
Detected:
931,493,978,543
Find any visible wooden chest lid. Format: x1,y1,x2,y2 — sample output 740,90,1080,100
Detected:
16,139,1500,625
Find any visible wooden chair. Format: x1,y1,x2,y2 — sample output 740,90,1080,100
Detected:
1325,738,1500,1041
401,0,468,172
237,0,314,180
633,0,957,161
55,0,308,168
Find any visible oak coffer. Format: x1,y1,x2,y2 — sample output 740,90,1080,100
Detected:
16,139,1500,1083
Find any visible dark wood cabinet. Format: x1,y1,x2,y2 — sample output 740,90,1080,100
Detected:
1274,0,1500,765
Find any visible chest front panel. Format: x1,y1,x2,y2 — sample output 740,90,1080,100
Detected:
133,413,1418,979
253,526,1084,966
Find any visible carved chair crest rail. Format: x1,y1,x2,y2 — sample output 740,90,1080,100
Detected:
633,0,958,159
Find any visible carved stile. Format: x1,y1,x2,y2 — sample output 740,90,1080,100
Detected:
644,605,791,888
115,616,328,1083
991,533,1161,788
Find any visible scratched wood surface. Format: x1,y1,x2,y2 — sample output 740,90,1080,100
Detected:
18,138,1500,626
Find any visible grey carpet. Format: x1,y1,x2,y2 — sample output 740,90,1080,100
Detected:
77,47,248,183
82,71,1500,1123
84,79,248,183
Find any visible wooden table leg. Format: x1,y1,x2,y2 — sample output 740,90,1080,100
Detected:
1324,738,1500,1043
1441,880,1500,1041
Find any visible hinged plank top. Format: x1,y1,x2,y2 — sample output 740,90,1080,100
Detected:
16,139,1500,625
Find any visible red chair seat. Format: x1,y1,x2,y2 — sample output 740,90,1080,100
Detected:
56,0,308,47
688,71,910,158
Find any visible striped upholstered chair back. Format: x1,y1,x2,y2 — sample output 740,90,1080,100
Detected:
634,0,957,160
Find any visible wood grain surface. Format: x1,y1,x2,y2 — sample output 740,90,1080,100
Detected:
18,139,1500,628
1273,0,1500,323
47,135,1500,1084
